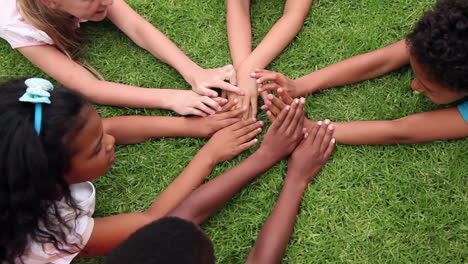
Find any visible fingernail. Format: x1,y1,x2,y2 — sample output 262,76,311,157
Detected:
300,97,305,104
329,124,334,130
324,119,331,125
254,138,258,142
250,72,256,77
304,132,309,138
332,138,336,143
257,128,262,132
285,105,290,110
259,121,264,125
234,99,238,103
317,121,322,125
294,98,299,104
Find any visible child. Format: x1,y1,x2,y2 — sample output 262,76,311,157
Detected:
225,0,314,118
0,78,264,263
106,100,336,264
253,0,468,144
0,0,244,116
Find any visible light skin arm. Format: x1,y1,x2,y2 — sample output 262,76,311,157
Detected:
246,122,335,264
79,118,264,256
102,100,243,144
227,0,313,118
107,0,242,97
18,45,226,116
254,39,410,97
266,90,468,144
169,98,306,225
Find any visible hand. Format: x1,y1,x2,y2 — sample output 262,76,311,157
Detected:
258,97,306,162
168,90,228,117
189,65,244,97
261,88,294,122
227,76,258,119
251,69,301,103
197,99,245,137
287,120,335,184
201,118,264,164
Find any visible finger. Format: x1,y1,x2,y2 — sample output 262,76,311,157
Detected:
272,104,290,130
323,138,336,161
279,98,298,132
219,117,242,129
268,102,281,117
250,97,257,118
260,91,269,104
213,97,228,106
270,94,287,110
220,98,238,112
237,138,259,153
266,110,276,122
277,88,294,104
189,108,207,117
215,80,244,96
223,64,237,86
221,90,227,99
312,121,329,150
219,107,244,119
235,119,263,136
286,98,305,135
201,96,222,112
231,117,257,131
238,126,262,143
258,83,280,93
242,96,250,119
320,120,335,153
306,121,322,145
196,86,218,98
196,101,216,115
251,70,278,84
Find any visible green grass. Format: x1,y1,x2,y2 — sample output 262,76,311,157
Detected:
1,0,467,263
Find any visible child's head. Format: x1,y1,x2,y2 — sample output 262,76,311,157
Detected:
406,0,468,104
0,78,114,263
106,217,215,264
17,0,112,59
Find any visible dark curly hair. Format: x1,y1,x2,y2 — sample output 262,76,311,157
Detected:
0,79,89,263
406,0,468,93
106,217,215,264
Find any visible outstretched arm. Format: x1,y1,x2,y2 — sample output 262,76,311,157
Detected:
227,0,313,118
265,90,468,144
80,118,263,256
18,45,226,116
169,98,306,225
107,0,242,98
246,121,335,264
254,39,410,97
102,100,243,144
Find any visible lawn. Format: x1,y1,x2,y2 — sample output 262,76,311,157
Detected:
1,0,466,263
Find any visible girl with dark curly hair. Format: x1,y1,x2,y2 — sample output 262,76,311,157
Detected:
0,78,263,264
253,0,468,145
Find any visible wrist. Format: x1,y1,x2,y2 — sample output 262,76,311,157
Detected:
183,117,208,138
182,64,203,87
295,75,321,94
196,146,219,168
255,146,283,164
284,176,308,193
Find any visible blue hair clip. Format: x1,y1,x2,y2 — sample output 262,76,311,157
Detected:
19,78,54,135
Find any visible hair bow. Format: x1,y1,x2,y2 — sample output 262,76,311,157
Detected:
19,78,55,134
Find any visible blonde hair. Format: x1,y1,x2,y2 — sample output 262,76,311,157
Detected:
17,0,103,78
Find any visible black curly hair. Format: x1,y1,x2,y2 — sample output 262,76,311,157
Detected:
106,217,215,264
406,0,468,93
0,78,90,263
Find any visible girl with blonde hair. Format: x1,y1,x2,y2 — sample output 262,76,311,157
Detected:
0,0,244,116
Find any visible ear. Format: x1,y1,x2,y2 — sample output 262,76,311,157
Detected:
41,0,60,9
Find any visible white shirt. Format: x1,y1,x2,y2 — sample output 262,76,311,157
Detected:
17,182,96,264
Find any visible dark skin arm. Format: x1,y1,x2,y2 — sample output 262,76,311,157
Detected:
265,89,468,144
168,98,306,225
102,100,243,144
246,121,335,264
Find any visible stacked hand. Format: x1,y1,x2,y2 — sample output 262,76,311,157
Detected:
190,64,244,98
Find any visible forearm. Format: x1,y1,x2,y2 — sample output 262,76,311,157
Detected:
306,107,468,145
246,178,307,264
75,79,179,109
295,39,409,95
102,116,207,144
227,0,252,68
169,149,278,225
145,148,217,219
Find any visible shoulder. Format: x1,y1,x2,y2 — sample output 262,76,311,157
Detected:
18,182,96,264
457,100,468,123
0,0,53,48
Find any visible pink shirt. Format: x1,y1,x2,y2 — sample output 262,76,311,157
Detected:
0,0,85,48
